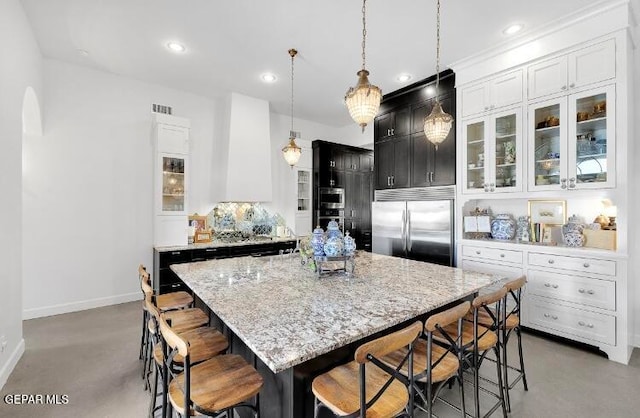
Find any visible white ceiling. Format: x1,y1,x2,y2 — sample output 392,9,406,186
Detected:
21,0,604,127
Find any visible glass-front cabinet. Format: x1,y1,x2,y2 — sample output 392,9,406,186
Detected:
158,153,187,214
528,85,615,191
462,108,522,194
296,169,311,212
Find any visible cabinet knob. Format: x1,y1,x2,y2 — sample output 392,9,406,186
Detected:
484,106,489,111
500,253,505,258
578,288,585,293
587,323,594,328
587,289,595,295
544,283,551,287
552,315,558,320
561,85,567,90
543,313,550,318
548,259,555,264
552,284,558,289
569,83,576,88
475,250,481,255
578,321,585,326
583,263,590,268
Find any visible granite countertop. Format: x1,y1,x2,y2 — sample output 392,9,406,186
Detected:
155,236,297,252
171,251,503,373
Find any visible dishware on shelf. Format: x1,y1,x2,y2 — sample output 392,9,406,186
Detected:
468,163,475,169
593,101,606,114
491,214,516,240
468,181,475,188
577,112,590,122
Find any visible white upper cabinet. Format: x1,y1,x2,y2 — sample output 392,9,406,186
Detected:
461,70,523,118
528,40,615,100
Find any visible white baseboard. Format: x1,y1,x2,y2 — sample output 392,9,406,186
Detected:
0,338,25,391
22,292,140,320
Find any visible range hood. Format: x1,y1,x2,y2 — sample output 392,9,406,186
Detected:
223,93,272,202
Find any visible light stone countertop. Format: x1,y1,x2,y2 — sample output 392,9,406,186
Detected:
155,237,297,252
170,251,503,373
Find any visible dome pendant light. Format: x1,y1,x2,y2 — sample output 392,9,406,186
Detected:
282,48,302,168
345,0,382,132
423,0,453,150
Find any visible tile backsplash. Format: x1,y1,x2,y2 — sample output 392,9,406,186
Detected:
195,203,287,241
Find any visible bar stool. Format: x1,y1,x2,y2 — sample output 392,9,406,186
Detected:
500,276,528,412
312,321,422,418
158,312,263,418
441,289,508,418
144,295,228,417
381,301,470,417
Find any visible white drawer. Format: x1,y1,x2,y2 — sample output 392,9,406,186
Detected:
527,269,615,311
526,295,615,345
462,245,523,264
528,252,616,276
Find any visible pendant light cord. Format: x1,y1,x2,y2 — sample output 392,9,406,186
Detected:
435,0,441,98
290,49,296,135
361,0,367,71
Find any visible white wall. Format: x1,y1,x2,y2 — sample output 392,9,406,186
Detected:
0,0,43,389
22,59,220,319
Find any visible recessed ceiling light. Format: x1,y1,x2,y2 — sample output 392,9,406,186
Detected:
166,42,186,53
396,73,413,83
425,86,436,95
77,49,89,57
503,24,524,36
261,73,277,83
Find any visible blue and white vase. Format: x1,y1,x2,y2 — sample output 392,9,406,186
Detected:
343,232,356,256
324,235,344,257
311,226,326,256
491,214,516,240
326,219,343,240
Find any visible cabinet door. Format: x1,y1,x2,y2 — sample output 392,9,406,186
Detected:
158,153,187,214
391,137,410,188
359,172,373,230
461,118,489,193
492,70,523,110
375,140,394,189
529,97,568,191
568,40,615,89
410,131,431,188
393,107,411,137
331,145,345,170
411,100,432,133
491,109,522,192
344,171,358,218
567,85,615,189
374,113,393,142
461,83,489,118
157,124,189,154
528,56,568,100
359,153,374,173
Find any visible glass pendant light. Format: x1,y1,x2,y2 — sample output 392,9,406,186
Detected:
282,48,302,167
345,0,382,132
424,0,453,150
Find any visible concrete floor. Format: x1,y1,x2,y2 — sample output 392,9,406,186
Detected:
1,301,639,417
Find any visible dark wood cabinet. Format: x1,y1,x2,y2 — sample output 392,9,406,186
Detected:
313,140,374,251
375,136,410,189
374,70,456,190
374,107,410,142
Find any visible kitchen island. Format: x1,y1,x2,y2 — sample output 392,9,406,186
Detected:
171,251,502,418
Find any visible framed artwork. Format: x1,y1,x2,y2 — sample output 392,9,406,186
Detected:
188,215,207,231
528,200,566,225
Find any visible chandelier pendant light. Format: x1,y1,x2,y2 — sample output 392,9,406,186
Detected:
423,0,454,150
345,0,382,133
282,48,302,167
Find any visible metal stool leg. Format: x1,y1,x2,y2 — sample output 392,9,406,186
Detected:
493,346,507,418
503,327,511,412
148,362,159,418
140,309,147,360
517,327,528,391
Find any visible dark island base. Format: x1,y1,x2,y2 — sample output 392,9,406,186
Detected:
193,295,473,418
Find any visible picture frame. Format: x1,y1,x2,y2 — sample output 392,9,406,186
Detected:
188,215,208,232
528,200,566,225
194,230,213,243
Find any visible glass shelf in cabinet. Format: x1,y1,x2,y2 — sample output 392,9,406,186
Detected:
467,139,484,145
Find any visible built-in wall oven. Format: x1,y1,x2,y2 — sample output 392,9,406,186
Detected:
318,187,345,209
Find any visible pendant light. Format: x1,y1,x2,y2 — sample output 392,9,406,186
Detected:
282,48,302,167
423,0,453,150
345,0,382,132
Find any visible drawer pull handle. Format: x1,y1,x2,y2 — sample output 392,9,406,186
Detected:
544,283,551,287
587,324,594,328
578,321,585,326
587,290,594,295
583,263,590,268
206,249,217,252
551,315,558,320
578,288,585,293
548,259,555,264
171,284,180,288
500,254,505,258
171,251,181,255
552,284,558,289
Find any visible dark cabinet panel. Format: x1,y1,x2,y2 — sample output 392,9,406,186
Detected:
392,137,410,188
374,107,410,142
374,113,393,142
411,101,432,133
394,107,410,137
411,132,432,188
375,140,395,189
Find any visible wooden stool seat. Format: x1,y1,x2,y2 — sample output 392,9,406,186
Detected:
312,360,408,418
154,327,228,365
465,310,519,330
381,339,459,384
168,354,263,415
156,291,193,312
440,322,498,352
163,308,209,334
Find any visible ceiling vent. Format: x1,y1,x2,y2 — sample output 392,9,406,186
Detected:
152,103,172,115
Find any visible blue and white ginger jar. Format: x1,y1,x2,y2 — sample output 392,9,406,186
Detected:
311,226,326,256
343,232,356,256
324,235,344,257
491,214,516,240
326,219,343,240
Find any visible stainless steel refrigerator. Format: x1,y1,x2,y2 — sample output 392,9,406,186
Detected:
372,199,454,266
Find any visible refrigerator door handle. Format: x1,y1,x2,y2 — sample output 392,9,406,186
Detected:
401,210,407,253
407,210,412,252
